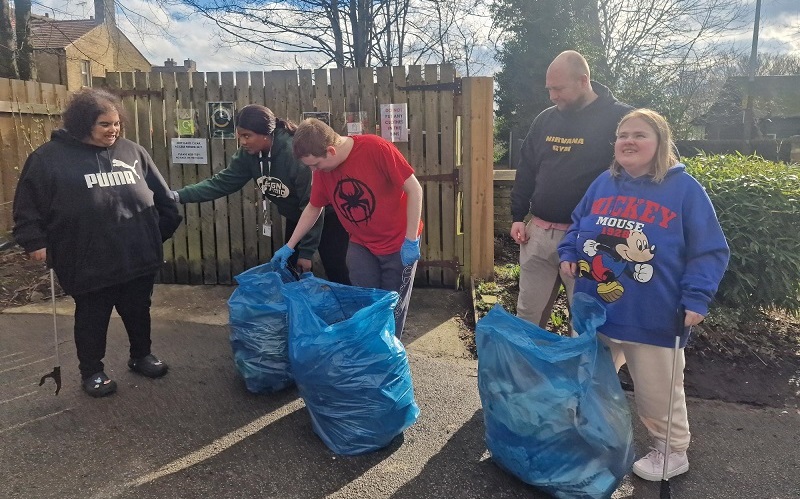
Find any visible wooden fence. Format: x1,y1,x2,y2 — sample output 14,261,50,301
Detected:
0,68,495,286
0,78,69,231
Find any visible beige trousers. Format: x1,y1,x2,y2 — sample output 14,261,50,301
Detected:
516,222,575,328
599,333,691,452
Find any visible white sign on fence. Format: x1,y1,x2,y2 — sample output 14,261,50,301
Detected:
380,103,408,142
171,138,208,164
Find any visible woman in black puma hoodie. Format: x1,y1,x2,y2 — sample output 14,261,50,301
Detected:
12,88,182,398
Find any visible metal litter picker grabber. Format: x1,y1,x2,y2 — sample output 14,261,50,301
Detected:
39,268,62,395
660,322,692,499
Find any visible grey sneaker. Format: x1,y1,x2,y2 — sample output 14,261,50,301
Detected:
128,354,169,378
632,447,689,481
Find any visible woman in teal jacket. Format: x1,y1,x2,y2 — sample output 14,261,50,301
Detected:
173,105,349,284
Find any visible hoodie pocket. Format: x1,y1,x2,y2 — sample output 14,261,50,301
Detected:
72,210,162,293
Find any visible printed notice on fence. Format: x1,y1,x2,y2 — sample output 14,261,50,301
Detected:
171,138,208,164
380,103,408,142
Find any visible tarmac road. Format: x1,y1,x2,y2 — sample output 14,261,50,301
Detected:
1,285,798,498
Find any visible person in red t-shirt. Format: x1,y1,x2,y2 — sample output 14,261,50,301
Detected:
270,118,423,336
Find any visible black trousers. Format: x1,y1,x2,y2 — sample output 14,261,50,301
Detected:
286,206,351,285
72,273,156,378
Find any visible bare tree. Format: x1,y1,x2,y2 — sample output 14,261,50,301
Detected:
164,0,380,67
164,0,492,70
598,0,749,85
15,0,35,80
0,0,17,78
402,0,494,75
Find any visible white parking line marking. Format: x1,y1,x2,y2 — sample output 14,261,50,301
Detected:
0,354,37,367
0,408,71,434
0,352,25,360
129,398,305,487
0,391,38,405
0,356,52,374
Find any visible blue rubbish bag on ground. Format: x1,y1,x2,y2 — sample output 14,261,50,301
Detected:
284,276,420,455
476,293,634,499
228,262,298,394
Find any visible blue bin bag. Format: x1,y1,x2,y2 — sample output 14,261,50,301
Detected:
228,262,298,394
284,276,420,455
476,293,634,499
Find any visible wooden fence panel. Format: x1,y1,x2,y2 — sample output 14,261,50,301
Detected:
299,70,314,120
344,68,360,134
0,78,20,230
329,68,346,134
439,65,458,286
160,73,190,283
134,72,151,150
175,72,203,284
423,64,443,286
405,66,426,282
221,71,245,277
189,71,217,284
148,72,176,283
0,78,66,232
282,71,301,125
462,77,494,279
0,68,492,288
359,67,376,135
390,66,409,160
235,71,259,271
120,72,137,143
248,72,271,264
205,72,232,284
313,69,329,115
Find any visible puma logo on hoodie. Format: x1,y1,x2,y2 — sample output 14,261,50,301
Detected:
84,159,140,188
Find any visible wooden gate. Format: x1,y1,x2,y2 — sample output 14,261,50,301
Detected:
0,78,69,231
100,66,493,287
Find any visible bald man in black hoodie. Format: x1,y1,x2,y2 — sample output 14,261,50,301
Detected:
510,50,632,329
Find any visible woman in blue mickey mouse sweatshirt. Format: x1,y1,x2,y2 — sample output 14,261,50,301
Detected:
558,109,729,482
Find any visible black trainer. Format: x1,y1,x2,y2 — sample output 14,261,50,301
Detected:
82,372,117,397
128,354,169,378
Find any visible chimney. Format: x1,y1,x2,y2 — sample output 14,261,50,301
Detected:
94,0,116,25
184,59,196,71
44,13,49,18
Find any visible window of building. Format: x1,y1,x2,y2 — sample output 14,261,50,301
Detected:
81,60,91,87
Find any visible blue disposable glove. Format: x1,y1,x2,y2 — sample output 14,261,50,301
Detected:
400,237,421,266
270,244,295,269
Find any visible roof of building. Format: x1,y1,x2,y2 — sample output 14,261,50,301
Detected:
29,17,99,50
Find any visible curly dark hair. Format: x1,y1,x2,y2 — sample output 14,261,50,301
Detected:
62,88,126,140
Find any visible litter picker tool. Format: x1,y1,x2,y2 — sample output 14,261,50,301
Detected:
660,314,692,499
39,268,62,395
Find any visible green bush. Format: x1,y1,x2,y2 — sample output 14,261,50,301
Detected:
685,154,800,314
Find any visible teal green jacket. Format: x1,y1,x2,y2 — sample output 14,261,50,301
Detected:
176,129,323,260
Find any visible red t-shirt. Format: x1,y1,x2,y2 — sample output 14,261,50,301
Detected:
310,134,414,255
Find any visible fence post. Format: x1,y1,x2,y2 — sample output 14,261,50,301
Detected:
791,135,800,164
461,77,494,280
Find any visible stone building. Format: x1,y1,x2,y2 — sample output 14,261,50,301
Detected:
30,0,151,90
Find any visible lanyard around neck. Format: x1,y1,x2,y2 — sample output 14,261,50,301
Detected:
259,150,271,178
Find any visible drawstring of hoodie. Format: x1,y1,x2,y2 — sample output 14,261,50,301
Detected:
94,148,113,173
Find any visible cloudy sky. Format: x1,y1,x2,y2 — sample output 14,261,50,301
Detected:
31,0,800,74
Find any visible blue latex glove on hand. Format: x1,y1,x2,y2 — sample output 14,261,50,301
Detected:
270,244,295,269
400,238,421,266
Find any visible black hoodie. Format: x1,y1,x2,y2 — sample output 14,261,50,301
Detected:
12,129,182,295
511,81,633,224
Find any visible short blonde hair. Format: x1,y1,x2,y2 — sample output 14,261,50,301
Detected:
293,118,341,159
611,108,678,183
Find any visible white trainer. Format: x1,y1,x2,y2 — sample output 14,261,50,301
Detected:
632,447,689,481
